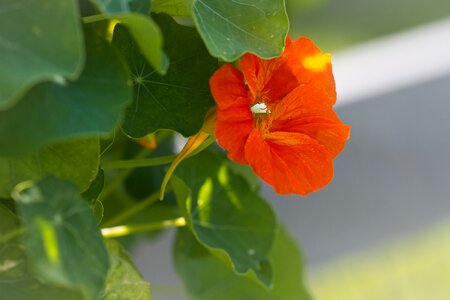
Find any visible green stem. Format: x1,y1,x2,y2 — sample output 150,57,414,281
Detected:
82,14,107,24
100,147,150,200
102,136,216,170
101,186,172,227
102,154,178,170
101,217,186,238
0,227,25,244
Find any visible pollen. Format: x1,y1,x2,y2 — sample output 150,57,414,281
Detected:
302,53,332,72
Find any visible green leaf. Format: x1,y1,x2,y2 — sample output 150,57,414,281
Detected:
93,0,150,14
13,176,110,300
90,0,167,73
115,13,217,138
152,0,190,16
0,0,84,109
82,167,105,203
174,226,312,300
0,139,100,198
0,27,131,156
0,204,84,300
101,239,151,300
172,150,277,286
184,0,289,61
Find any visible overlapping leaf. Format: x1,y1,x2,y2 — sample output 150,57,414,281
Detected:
101,239,152,300
0,0,84,109
13,176,110,300
174,227,312,300
0,139,100,198
0,28,131,156
172,150,277,286
184,0,289,61
0,204,84,300
115,14,217,138
152,0,190,16
90,0,167,73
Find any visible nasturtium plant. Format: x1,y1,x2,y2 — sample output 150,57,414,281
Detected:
0,0,350,299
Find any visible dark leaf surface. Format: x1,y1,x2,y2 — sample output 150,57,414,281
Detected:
116,14,217,138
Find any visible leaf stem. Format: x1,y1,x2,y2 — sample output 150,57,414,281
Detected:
0,227,25,244
102,136,215,170
82,14,107,24
101,217,186,238
101,186,172,227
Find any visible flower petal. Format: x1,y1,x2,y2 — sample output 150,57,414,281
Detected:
282,37,336,103
245,129,334,196
272,86,350,157
216,98,254,164
209,64,248,110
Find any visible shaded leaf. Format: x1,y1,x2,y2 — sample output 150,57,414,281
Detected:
82,167,105,203
0,0,84,109
90,0,166,73
184,0,289,61
0,27,131,156
152,0,190,16
13,176,110,300
172,150,277,286
101,239,151,300
174,226,312,300
0,204,83,300
115,13,217,138
0,139,100,198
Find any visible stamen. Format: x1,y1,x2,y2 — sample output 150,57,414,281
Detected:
251,103,268,114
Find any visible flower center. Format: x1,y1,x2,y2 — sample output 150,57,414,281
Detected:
251,102,269,114
251,102,272,132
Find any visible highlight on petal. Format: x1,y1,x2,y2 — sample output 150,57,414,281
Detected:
303,53,332,72
245,130,334,196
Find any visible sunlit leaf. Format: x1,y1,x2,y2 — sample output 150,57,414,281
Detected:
0,0,84,109
152,0,190,16
13,176,110,300
0,27,131,156
0,139,100,198
115,13,217,138
172,150,277,286
100,239,151,300
184,0,289,61
174,226,312,300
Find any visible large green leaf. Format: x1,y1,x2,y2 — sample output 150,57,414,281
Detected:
115,13,217,138
0,139,100,198
172,150,277,286
0,204,84,300
0,27,131,156
184,0,289,61
90,0,167,73
0,0,84,110
152,0,190,16
101,239,151,300
174,226,312,300
13,176,110,300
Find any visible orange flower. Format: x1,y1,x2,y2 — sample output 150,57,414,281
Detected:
209,37,350,196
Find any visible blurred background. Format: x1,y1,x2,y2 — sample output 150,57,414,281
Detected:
133,1,450,299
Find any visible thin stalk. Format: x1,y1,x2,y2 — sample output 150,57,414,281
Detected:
0,227,25,244
100,147,150,200
82,14,106,24
102,136,216,170
101,217,186,238
101,186,172,227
